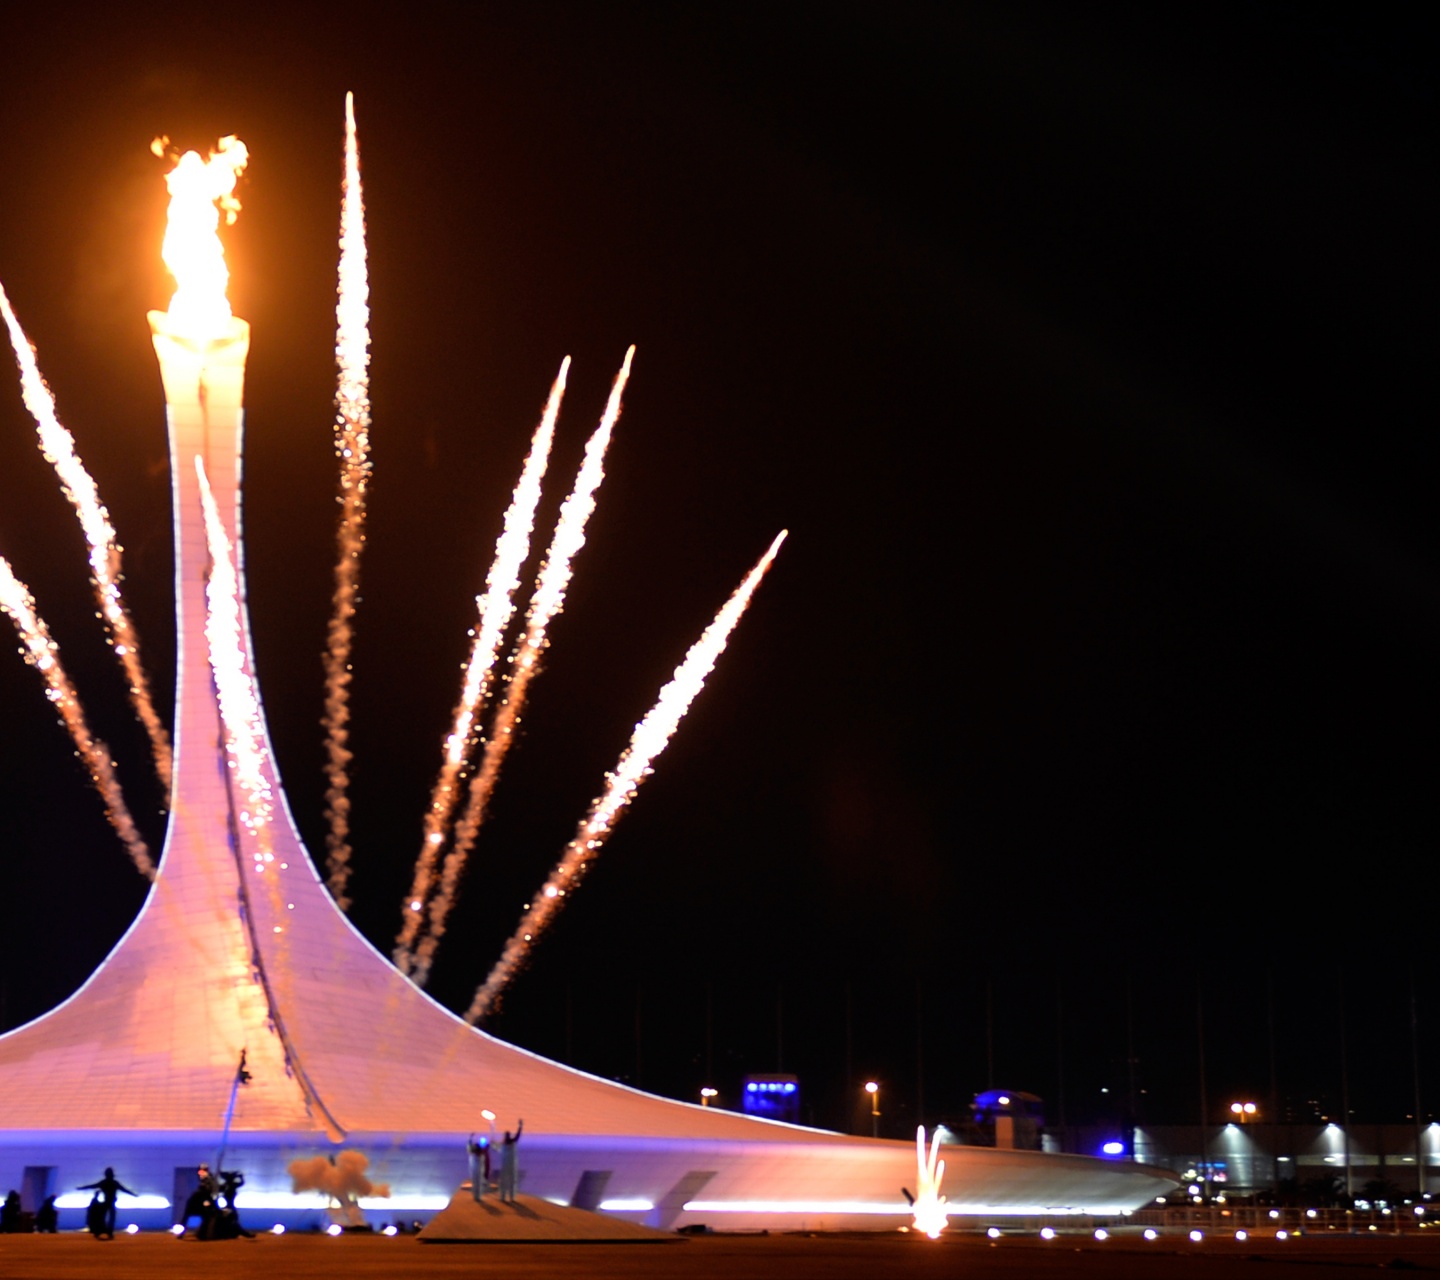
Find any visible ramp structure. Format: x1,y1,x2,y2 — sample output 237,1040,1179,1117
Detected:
0,296,1179,1237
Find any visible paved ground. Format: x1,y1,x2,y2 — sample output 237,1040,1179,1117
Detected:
2,1229,1439,1279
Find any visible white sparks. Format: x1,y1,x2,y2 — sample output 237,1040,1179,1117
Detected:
465,530,786,1022
196,457,274,861
0,280,173,794
0,554,154,878
911,1126,949,1239
408,349,632,985
323,91,373,910
395,359,569,976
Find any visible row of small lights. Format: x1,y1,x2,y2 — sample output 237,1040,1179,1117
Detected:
160,1222,409,1237
985,1226,1291,1242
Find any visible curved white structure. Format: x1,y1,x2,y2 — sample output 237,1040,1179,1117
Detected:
0,309,1179,1232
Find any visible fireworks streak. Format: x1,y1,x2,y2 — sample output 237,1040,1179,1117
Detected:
464,529,787,1023
0,281,173,793
322,92,373,910
407,348,631,984
393,360,571,973
0,554,155,878
911,1127,949,1239
195,458,275,866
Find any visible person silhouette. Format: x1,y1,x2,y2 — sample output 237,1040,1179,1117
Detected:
499,1120,524,1203
77,1167,135,1239
467,1134,492,1201
35,1195,59,1233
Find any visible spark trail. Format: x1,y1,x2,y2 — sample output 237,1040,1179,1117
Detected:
465,529,787,1023
198,457,300,1019
196,458,275,863
409,348,633,984
0,554,155,878
912,1127,949,1238
0,281,173,794
394,360,571,973
322,92,372,910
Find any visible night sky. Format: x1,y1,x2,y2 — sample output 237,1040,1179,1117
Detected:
0,5,1433,1140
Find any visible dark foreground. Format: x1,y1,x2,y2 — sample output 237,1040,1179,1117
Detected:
3,1229,1440,1279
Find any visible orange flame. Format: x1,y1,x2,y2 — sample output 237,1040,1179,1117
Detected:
465,530,786,1021
153,134,248,341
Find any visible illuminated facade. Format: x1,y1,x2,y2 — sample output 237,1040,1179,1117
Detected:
0,317,1180,1233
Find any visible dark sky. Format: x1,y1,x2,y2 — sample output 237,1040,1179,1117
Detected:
0,4,1433,1139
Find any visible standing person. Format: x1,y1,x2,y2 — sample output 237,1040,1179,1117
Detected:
499,1120,524,1203
77,1167,135,1240
182,1163,217,1236
466,1134,491,1202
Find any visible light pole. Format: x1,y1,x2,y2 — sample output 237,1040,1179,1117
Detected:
865,1081,880,1138
700,1087,717,1108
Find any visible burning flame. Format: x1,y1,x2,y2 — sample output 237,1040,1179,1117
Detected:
323,92,372,910
395,359,568,974
465,530,786,1022
153,134,248,341
911,1127,949,1239
0,554,154,878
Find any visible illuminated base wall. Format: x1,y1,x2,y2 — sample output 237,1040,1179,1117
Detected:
0,1132,1181,1233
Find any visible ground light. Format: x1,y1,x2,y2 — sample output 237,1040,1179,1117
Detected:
1189,1230,1204,1242
1040,1228,1056,1240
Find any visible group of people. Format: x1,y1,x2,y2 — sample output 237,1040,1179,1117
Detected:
15,1162,250,1239
467,1119,524,1203
7,1126,530,1236
1,1189,56,1233
79,1168,136,1239
180,1163,253,1239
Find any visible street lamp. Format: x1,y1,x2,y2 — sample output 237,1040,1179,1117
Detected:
1230,1101,1258,1123
865,1081,880,1138
700,1087,717,1107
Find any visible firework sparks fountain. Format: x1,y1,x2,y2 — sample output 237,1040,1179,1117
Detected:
322,91,373,909
0,283,173,793
465,529,787,1022
911,1126,949,1239
0,555,155,877
395,358,569,975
